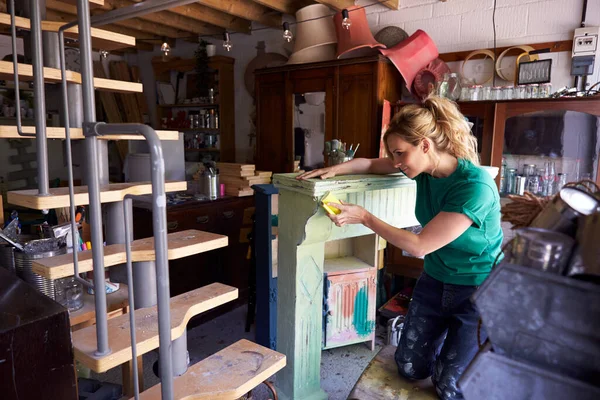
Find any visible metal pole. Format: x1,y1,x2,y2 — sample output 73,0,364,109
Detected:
75,0,110,356
93,122,173,400
9,0,34,138
58,28,92,290
123,196,140,400
30,0,49,194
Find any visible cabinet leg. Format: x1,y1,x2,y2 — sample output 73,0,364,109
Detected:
122,356,144,397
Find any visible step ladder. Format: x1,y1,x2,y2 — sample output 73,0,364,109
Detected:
5,0,285,399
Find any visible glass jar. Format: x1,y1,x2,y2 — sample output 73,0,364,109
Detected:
447,73,461,101
491,86,503,101
539,83,552,98
437,73,450,98
523,164,536,177
55,277,83,312
527,84,539,99
460,86,470,101
469,85,482,101
516,85,527,99
503,86,514,100
527,175,541,194
536,167,546,195
557,173,568,191
482,86,492,101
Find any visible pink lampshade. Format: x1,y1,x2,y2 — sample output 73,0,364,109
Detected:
333,6,385,59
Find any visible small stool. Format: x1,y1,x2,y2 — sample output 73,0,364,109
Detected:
348,345,438,399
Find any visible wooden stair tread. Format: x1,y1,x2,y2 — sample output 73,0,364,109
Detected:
73,283,238,372
0,126,179,140
137,339,286,400
7,181,187,210
32,229,228,280
0,61,142,93
0,12,134,50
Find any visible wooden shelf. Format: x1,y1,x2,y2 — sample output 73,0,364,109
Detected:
0,126,179,140
138,339,286,400
70,284,130,330
32,229,228,280
0,61,142,93
323,256,373,276
0,13,134,51
158,103,219,108
72,283,238,372
7,180,187,210
184,148,219,152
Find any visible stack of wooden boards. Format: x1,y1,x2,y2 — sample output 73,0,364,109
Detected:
217,163,272,197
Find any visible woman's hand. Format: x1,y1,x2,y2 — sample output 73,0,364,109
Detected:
296,166,337,180
327,201,370,227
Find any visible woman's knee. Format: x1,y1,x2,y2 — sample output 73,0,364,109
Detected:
395,346,432,380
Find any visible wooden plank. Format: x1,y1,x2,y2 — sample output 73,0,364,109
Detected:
194,0,282,29
439,40,573,63
57,0,104,8
130,66,148,114
0,12,134,50
32,229,228,280
225,187,254,197
137,339,286,400
252,0,313,14
72,283,239,372
7,181,187,210
314,0,355,11
255,171,273,178
93,61,123,123
70,284,129,329
109,60,143,122
217,162,256,171
0,61,142,93
0,126,178,140
167,2,251,34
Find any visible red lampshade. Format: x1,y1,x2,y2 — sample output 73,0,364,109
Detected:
333,6,385,59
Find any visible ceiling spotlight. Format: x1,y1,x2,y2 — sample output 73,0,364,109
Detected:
160,41,171,57
282,22,293,42
223,32,232,52
341,9,352,30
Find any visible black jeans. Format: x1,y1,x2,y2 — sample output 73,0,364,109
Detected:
395,272,483,400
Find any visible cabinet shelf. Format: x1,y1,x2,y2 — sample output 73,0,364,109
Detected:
158,103,219,108
324,256,373,275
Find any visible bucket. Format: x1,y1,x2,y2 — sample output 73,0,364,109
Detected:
0,234,38,275
15,241,67,299
510,227,575,274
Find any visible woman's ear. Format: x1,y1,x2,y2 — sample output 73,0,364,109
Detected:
421,139,430,154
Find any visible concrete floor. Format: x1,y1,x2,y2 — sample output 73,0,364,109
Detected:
90,304,386,399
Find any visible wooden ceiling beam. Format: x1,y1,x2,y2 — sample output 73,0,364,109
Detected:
46,1,194,40
104,0,223,36
55,0,105,9
251,0,313,15
381,1,400,10
313,0,355,12
194,0,282,29
167,3,252,34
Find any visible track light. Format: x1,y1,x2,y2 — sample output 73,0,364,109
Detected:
341,9,351,30
282,22,293,42
223,32,232,52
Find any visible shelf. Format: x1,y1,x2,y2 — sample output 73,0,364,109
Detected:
70,284,130,329
31,229,228,280
323,256,373,276
158,103,219,108
0,13,134,51
0,126,179,140
7,180,187,210
180,128,220,133
0,61,142,93
184,148,219,152
72,283,238,372
138,339,286,400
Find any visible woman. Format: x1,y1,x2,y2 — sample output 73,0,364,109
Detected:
297,96,503,400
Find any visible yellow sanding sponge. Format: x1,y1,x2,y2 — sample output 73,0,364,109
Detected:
321,192,342,215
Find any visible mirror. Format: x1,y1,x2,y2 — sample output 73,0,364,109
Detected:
294,92,326,171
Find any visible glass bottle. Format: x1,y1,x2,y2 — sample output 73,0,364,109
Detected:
491,86,503,101
503,85,514,100
516,85,527,99
544,160,556,196
482,86,492,101
539,83,552,98
506,168,517,194
499,157,507,194
527,175,541,195
557,173,568,191
460,86,470,101
209,109,216,129
437,73,450,98
214,111,219,129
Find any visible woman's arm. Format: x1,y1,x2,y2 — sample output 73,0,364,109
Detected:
297,157,398,180
330,203,473,257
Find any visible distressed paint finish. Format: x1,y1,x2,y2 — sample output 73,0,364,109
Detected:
323,269,377,350
274,173,417,400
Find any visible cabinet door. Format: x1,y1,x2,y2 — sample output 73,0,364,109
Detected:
323,268,377,350
337,71,375,158
256,74,289,172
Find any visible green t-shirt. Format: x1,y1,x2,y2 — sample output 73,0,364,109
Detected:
413,158,503,286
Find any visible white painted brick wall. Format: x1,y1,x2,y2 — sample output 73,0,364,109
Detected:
357,0,599,89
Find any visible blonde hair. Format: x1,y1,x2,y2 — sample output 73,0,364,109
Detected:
383,96,480,167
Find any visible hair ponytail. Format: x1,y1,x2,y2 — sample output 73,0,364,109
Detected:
384,96,480,166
